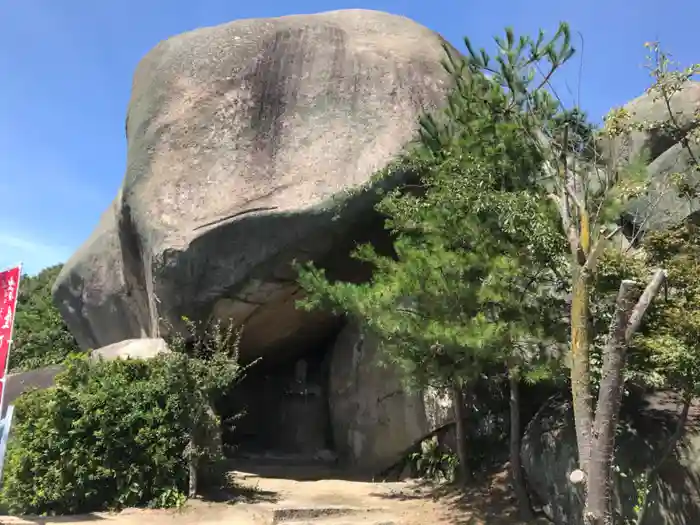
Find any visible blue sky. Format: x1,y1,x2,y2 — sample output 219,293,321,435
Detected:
0,0,698,275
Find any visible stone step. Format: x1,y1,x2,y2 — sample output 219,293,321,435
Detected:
274,511,402,524
282,518,400,525
254,504,371,522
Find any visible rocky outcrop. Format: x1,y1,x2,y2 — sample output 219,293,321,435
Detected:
611,82,700,164
52,9,453,362
616,81,700,231
328,321,452,472
522,392,700,525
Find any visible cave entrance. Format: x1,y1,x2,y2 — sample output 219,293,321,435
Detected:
219,324,342,458
216,210,392,460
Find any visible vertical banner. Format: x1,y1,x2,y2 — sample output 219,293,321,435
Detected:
0,265,21,411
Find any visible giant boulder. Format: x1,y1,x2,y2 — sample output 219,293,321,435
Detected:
52,9,453,361
522,392,700,525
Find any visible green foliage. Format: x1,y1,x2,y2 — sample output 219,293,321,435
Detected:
297,31,574,390
11,265,81,372
0,318,245,516
409,436,458,483
588,249,649,388
589,219,700,397
632,223,700,394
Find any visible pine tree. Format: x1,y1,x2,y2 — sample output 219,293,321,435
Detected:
297,41,567,514
457,28,671,525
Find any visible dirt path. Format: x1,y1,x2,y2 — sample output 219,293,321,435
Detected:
0,468,546,525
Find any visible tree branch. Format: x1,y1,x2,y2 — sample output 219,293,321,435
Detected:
625,269,667,343
581,226,622,275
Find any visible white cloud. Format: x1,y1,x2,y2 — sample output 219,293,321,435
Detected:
0,232,71,275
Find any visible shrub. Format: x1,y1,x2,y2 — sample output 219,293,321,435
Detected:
0,321,244,515
11,264,81,372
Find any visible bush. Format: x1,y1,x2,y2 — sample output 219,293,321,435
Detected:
0,323,244,515
11,265,81,372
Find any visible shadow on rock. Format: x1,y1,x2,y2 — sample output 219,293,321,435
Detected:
523,390,700,525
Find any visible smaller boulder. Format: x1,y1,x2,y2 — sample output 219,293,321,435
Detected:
4,365,63,415
522,392,700,524
327,321,452,472
90,337,170,361
3,338,169,414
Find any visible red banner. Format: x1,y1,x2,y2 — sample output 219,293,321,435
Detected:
0,266,21,405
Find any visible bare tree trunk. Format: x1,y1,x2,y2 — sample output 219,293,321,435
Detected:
584,271,666,525
571,270,595,473
584,280,637,524
451,380,470,485
188,435,198,498
508,367,534,520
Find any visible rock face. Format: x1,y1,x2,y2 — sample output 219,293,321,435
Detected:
522,393,700,525
618,81,700,231
3,365,63,416
89,337,170,361
328,321,452,471
52,9,452,361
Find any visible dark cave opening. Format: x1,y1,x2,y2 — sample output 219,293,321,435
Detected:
218,322,345,458
214,208,396,459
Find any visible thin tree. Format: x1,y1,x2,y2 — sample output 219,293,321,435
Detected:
453,25,676,524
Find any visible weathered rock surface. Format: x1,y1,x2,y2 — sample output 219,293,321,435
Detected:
616,81,700,230
628,138,700,230
90,337,170,361
612,81,700,164
522,392,700,525
328,321,452,472
52,9,453,362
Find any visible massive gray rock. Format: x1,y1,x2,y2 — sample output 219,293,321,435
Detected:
52,9,453,361
612,81,700,165
328,320,452,472
616,81,700,231
522,393,700,525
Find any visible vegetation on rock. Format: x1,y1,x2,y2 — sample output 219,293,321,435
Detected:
298,25,575,518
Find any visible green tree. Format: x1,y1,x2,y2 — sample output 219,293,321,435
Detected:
297,29,571,517
302,25,697,524
10,265,81,372
459,25,686,525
